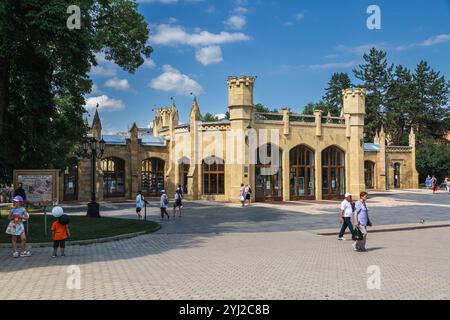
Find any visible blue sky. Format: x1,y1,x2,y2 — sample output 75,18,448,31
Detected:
86,0,450,134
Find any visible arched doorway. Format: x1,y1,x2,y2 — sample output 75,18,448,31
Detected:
364,161,375,189
202,156,225,194
255,144,283,202
141,158,165,196
101,157,125,198
63,158,78,201
179,157,190,194
322,146,345,200
290,145,315,200
394,162,401,189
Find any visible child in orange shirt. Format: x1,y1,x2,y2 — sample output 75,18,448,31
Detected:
51,214,70,258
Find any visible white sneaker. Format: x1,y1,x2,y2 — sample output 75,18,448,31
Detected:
12,252,19,258
20,251,32,257
338,237,346,241
352,243,358,251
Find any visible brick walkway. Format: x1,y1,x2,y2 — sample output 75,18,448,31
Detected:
1,226,449,299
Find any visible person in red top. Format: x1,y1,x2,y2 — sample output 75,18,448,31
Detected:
51,215,70,258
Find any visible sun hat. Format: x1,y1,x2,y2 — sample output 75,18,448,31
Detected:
13,195,23,203
344,192,352,198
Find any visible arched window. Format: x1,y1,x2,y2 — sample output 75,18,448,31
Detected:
322,146,345,199
290,145,315,200
364,161,375,189
141,158,165,196
394,162,401,189
202,157,224,195
255,144,283,202
179,157,190,194
101,157,125,198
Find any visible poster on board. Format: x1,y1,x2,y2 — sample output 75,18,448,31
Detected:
18,175,53,204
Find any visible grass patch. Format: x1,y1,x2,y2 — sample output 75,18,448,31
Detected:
0,213,160,243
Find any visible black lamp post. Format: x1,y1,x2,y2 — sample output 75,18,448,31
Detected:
82,136,105,217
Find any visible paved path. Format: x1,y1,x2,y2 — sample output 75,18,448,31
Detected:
0,227,449,299
1,189,449,300
64,189,450,234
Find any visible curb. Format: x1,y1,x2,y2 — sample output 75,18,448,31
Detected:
0,224,161,248
315,223,450,236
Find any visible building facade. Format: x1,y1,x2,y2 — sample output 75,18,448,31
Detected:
65,76,419,203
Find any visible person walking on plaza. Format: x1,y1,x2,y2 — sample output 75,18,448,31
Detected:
353,192,372,252
338,192,355,241
244,184,252,206
173,186,183,218
160,190,170,220
445,176,450,194
239,183,245,207
135,190,148,220
431,175,438,194
5,196,31,258
425,175,432,189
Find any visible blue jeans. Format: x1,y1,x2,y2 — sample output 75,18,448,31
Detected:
339,217,354,238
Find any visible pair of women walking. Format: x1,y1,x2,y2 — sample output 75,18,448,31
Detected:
338,191,372,252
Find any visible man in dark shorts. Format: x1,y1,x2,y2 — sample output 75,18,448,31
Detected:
173,185,183,218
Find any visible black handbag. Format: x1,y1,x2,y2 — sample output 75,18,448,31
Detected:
352,227,364,241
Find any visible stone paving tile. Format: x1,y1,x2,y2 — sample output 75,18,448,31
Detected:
1,226,450,300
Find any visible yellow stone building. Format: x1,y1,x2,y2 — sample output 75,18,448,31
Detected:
64,76,419,203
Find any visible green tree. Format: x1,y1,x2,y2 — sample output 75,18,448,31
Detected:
353,48,393,141
201,112,220,122
416,140,450,182
384,65,415,145
322,72,352,116
0,0,152,183
254,103,278,113
412,61,450,142
302,101,334,115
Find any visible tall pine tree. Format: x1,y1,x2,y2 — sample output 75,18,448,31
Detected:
353,48,393,141
322,72,352,116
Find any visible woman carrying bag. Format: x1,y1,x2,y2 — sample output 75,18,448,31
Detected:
352,191,372,252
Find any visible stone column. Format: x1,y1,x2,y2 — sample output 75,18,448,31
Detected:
282,148,290,201
315,148,322,200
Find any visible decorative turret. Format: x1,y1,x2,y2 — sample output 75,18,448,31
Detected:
129,122,139,139
189,97,201,123
343,88,366,116
227,76,256,125
91,105,102,139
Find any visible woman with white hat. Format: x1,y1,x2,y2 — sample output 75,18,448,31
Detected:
160,190,170,220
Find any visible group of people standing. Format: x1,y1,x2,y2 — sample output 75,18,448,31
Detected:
425,175,450,194
135,185,184,221
338,191,372,252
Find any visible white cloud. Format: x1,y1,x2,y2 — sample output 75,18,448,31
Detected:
195,46,223,65
151,24,250,47
168,17,177,24
309,61,358,70
225,15,246,30
420,34,450,46
143,58,156,68
85,95,125,112
104,77,130,91
90,65,117,77
296,12,305,20
149,65,203,96
91,84,103,95
234,6,248,14
205,5,216,13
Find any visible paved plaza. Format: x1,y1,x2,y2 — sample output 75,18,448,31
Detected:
1,189,450,299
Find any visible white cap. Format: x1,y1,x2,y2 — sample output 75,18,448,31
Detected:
161,190,166,193
345,192,352,198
